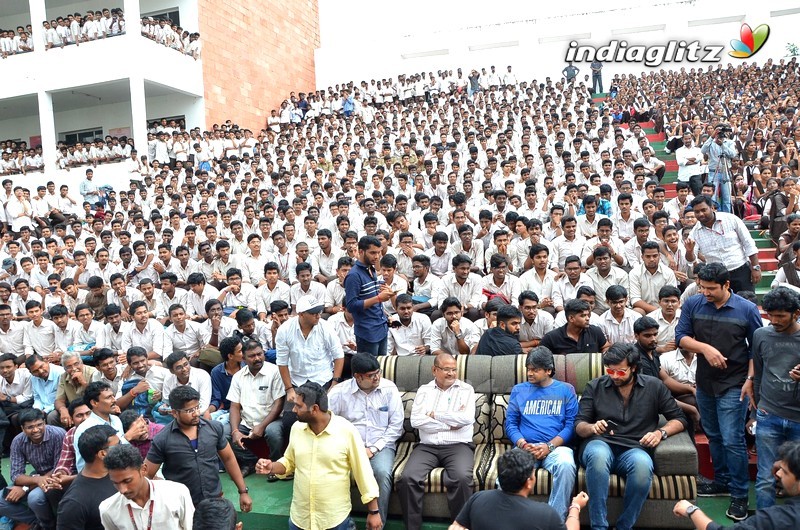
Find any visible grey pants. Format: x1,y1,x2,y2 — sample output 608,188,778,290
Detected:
397,443,475,530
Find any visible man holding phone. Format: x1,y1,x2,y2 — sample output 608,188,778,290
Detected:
575,343,687,530
344,235,392,356
751,287,800,510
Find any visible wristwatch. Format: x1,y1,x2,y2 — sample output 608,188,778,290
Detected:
546,442,556,452
332,377,344,383
752,265,761,271
368,509,380,515
685,504,700,517
238,487,249,494
659,428,668,440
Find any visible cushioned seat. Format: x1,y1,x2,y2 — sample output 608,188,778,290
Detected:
351,353,697,527
391,441,495,493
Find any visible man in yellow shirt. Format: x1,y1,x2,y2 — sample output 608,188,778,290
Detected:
255,382,382,530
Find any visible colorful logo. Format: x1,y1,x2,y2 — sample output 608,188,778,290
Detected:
728,23,770,58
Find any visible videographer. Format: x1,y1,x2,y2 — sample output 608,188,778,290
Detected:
701,125,738,213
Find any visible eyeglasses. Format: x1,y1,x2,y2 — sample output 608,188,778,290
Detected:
176,405,201,414
435,366,457,374
606,366,632,377
359,369,381,379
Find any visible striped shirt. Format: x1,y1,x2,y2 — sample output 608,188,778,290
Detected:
344,259,388,342
10,425,65,483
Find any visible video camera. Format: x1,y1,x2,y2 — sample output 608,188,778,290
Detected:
716,125,733,140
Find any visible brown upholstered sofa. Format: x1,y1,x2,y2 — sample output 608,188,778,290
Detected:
351,353,697,528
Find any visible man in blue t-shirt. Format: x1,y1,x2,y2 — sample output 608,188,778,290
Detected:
344,236,392,356
505,346,579,518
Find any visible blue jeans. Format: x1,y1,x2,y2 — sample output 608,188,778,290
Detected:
536,446,577,519
581,440,653,530
755,408,800,509
289,516,355,530
695,386,749,498
592,74,603,93
709,169,732,213
0,486,52,527
356,336,387,357
371,448,396,523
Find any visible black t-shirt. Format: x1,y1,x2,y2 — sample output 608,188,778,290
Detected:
540,324,607,355
455,489,567,530
475,327,523,356
56,473,117,530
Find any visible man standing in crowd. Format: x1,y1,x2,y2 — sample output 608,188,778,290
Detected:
56,424,119,530
329,353,404,524
685,196,761,293
751,287,800,509
100,444,194,530
276,295,344,438
344,235,393,356
575,344,687,530
676,262,763,521
255,382,383,530
505,347,579,518
145,386,252,511
399,353,476,530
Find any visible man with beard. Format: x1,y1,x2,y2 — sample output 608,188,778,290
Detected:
574,343,687,530
145,386,252,512
475,304,523,356
255,382,382,530
56,424,119,530
228,340,285,477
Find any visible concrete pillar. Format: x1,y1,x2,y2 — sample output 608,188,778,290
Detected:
37,91,57,172
129,76,149,157
29,0,46,55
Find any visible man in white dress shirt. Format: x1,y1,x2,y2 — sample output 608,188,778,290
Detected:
100,444,194,530
398,353,476,530
329,353,404,523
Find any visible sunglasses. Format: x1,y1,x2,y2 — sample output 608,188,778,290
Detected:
606,367,632,377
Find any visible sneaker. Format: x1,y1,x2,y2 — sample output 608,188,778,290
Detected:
266,473,279,483
697,482,730,497
726,497,748,521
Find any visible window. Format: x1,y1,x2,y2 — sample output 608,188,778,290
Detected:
143,9,180,26
60,127,103,145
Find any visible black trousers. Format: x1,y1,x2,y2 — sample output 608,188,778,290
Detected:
397,443,475,530
729,262,755,293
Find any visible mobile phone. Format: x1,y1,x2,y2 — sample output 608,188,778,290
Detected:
605,420,620,430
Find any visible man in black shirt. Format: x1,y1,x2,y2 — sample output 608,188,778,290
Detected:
475,305,523,356
57,424,119,530
634,316,701,437
144,386,252,511
451,447,588,530
674,440,800,530
575,343,687,530
540,299,610,355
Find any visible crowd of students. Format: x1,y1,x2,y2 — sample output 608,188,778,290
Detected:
0,56,797,529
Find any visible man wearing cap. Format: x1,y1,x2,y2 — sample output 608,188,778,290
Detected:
276,295,344,438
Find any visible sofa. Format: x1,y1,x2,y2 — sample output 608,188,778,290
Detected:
351,353,697,528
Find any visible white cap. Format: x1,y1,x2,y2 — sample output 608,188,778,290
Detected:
296,295,324,314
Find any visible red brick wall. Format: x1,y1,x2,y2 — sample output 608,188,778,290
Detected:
198,0,319,131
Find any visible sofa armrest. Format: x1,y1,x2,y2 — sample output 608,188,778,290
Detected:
653,430,698,476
